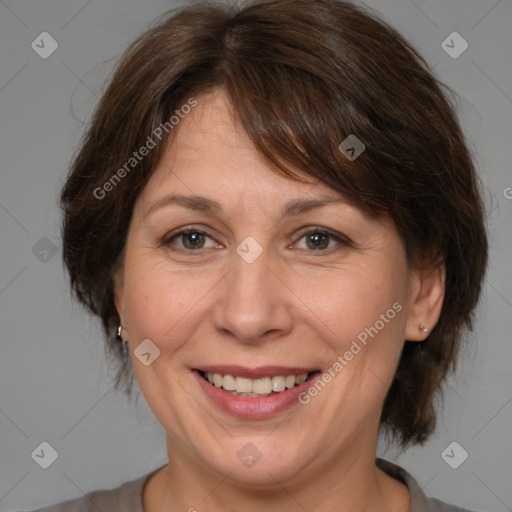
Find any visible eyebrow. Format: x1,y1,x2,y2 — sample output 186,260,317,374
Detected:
144,194,347,220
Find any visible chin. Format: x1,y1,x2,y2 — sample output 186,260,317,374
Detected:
199,437,314,487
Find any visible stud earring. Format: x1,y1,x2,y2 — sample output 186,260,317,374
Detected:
419,324,429,333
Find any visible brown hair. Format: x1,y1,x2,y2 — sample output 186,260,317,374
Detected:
60,0,488,447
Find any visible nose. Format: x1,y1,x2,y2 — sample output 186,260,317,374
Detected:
212,247,294,344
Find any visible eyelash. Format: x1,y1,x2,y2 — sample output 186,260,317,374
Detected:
161,225,351,255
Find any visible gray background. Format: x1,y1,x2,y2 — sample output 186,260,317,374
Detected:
0,0,511,510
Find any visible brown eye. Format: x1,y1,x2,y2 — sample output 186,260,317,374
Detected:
305,232,330,250
293,228,350,252
163,227,216,251
180,231,207,249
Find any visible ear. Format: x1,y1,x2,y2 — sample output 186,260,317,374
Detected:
404,260,445,341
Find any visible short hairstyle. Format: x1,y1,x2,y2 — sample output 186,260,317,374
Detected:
60,0,488,447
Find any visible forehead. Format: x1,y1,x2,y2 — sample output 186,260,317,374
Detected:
138,89,343,208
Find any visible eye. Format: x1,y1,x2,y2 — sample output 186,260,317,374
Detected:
292,228,350,252
161,226,351,254
162,226,219,251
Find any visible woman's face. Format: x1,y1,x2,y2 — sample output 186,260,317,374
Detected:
114,88,441,485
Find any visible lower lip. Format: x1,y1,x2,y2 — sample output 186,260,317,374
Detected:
193,370,319,419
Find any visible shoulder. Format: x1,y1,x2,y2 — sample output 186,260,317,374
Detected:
376,458,478,512
14,467,160,512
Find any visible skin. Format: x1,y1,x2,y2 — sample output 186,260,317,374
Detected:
113,88,445,512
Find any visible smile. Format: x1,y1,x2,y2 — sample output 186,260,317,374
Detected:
193,366,321,419
199,370,312,397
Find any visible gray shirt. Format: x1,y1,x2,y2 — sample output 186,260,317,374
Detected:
19,458,476,512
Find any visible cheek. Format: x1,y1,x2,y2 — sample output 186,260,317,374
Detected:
300,268,406,422
295,260,407,344
121,253,200,336
294,262,408,412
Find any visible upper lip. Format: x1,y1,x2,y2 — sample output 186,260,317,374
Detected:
195,365,318,379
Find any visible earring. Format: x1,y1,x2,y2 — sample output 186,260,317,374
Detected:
419,324,429,333
117,325,129,356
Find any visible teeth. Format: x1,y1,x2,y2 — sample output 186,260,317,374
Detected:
272,376,286,392
223,374,236,391
204,372,309,395
285,375,296,388
235,377,253,393
253,377,272,394
296,373,308,385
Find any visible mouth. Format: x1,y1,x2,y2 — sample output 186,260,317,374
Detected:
192,366,321,419
197,369,319,398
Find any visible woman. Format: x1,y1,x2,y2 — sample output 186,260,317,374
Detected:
26,0,488,510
